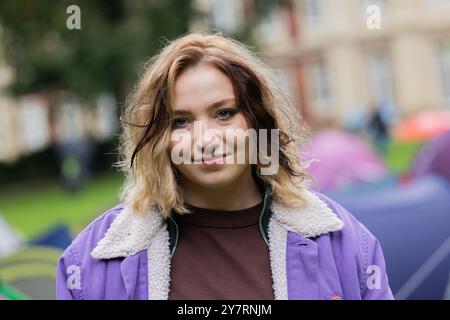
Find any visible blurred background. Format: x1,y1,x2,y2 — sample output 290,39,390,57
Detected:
0,0,449,300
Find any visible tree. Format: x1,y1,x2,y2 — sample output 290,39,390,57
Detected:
0,0,193,104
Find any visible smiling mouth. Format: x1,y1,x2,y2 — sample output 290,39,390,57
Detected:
196,154,230,165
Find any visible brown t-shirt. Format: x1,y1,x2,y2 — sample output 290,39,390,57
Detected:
168,201,275,300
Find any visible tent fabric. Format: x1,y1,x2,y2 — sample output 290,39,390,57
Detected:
326,174,398,199
0,246,62,300
326,175,450,299
301,130,387,191
0,281,29,300
30,224,73,250
412,131,450,181
0,214,23,258
393,109,450,142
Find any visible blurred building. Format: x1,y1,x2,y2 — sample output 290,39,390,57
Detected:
192,0,450,127
3,0,450,163
0,56,118,163
0,89,118,163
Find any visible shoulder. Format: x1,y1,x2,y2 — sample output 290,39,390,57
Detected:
57,205,124,275
312,191,393,299
58,203,125,264
310,191,380,276
70,203,125,253
312,191,375,242
56,204,125,299
311,191,382,263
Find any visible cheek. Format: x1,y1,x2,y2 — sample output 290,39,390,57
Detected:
169,136,179,150
222,114,250,141
169,132,192,161
234,114,250,130
225,114,251,144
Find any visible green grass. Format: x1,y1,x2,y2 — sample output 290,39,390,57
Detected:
0,172,123,239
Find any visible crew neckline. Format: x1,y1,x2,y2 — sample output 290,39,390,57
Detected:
176,201,264,228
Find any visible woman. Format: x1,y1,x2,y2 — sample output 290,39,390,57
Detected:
56,32,393,300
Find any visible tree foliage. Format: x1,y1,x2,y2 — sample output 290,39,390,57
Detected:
0,0,192,102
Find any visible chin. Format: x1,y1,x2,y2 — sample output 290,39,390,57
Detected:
189,166,247,189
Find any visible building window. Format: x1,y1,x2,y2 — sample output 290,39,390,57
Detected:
311,62,332,114
210,0,239,33
96,92,118,140
368,53,395,106
440,44,450,107
257,0,286,41
20,97,50,153
57,101,85,143
301,0,323,26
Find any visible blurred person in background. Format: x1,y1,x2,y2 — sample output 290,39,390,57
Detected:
367,102,394,156
56,32,393,300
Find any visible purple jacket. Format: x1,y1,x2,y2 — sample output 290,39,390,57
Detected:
56,190,394,300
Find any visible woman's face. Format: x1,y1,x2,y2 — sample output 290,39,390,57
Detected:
169,64,252,190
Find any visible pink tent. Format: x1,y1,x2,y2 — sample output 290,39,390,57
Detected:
300,130,388,191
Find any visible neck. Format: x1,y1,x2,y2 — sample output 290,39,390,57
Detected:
179,169,263,210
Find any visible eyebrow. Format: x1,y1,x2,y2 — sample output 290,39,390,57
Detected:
173,98,236,116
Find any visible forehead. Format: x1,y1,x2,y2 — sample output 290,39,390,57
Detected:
173,64,235,111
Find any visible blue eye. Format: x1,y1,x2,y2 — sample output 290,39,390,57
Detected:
217,109,236,120
172,118,189,128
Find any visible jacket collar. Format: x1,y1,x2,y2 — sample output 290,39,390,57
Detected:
91,189,344,260
271,190,344,239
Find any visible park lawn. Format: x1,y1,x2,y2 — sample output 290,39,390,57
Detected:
0,172,123,239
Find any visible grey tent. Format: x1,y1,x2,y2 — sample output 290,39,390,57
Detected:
0,246,62,299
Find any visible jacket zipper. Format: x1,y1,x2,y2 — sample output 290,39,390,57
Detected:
259,190,270,247
168,215,179,258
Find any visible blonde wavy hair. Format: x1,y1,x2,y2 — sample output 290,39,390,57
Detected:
117,32,310,217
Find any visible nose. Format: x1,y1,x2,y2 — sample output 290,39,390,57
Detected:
193,120,222,156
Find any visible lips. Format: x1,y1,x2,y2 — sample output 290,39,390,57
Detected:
198,154,229,165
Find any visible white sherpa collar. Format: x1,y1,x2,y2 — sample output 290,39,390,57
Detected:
271,190,344,239
90,205,166,260
90,189,344,260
